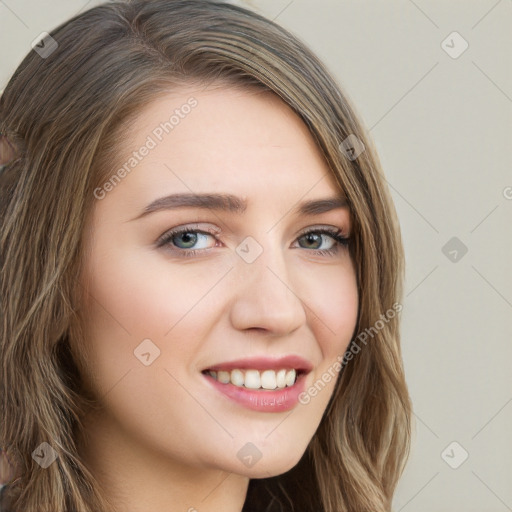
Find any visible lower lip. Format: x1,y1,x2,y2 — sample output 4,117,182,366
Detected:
202,372,308,412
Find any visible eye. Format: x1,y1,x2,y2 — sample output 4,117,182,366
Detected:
156,225,219,254
156,224,349,258
294,227,349,256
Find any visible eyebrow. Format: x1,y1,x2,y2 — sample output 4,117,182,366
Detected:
130,192,349,221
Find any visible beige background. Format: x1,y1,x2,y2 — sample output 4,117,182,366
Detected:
1,1,511,510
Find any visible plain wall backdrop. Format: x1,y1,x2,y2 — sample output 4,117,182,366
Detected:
1,1,511,510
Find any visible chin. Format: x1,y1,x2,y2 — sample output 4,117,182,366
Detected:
236,450,306,479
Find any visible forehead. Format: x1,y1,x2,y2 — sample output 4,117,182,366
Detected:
102,85,344,207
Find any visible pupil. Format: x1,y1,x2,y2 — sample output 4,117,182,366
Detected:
305,233,320,248
178,232,196,248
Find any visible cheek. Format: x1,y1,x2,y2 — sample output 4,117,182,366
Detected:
286,259,357,413
82,242,231,337
78,244,233,389
300,258,359,357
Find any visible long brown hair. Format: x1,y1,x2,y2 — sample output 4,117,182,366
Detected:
0,1,411,510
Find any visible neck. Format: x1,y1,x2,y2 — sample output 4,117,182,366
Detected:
77,409,250,512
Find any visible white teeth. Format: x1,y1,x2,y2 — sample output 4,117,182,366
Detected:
285,369,296,387
230,369,244,387
217,370,230,384
207,368,299,389
244,370,261,389
260,370,277,390
276,369,286,388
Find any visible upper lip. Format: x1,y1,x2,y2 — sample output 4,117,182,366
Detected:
203,355,313,373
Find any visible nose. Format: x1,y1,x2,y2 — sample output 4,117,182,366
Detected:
228,241,307,336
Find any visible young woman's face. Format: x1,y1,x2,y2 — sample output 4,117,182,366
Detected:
78,85,358,479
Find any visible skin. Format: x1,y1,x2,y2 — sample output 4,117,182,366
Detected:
76,85,359,512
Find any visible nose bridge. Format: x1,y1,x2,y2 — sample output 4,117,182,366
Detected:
229,232,306,334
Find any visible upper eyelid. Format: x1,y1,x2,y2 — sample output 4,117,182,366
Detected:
160,224,347,237
156,224,348,247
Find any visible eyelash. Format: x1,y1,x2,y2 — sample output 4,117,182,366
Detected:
156,225,350,258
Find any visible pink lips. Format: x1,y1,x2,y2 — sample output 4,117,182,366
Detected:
203,355,313,373
201,355,312,412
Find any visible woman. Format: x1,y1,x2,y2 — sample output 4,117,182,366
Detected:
0,1,411,511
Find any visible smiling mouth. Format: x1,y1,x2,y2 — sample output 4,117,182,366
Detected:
201,368,307,390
